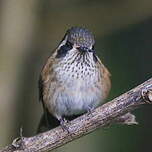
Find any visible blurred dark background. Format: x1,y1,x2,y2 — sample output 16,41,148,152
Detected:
0,0,152,152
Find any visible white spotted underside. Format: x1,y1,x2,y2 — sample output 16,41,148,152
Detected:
51,48,103,119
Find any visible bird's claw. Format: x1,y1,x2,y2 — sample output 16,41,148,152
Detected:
60,118,70,133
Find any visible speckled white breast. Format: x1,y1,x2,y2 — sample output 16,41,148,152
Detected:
52,49,103,118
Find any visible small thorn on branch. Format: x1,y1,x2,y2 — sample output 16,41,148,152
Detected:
11,127,26,150
141,89,152,104
12,137,22,148
114,112,138,125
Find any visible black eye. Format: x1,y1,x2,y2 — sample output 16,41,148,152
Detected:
56,41,73,58
88,45,95,52
66,41,73,48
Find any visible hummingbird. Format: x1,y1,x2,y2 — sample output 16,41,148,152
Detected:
37,27,111,133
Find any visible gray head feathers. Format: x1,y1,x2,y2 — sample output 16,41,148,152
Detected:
66,27,95,48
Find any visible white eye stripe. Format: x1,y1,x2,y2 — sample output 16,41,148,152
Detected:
58,35,68,48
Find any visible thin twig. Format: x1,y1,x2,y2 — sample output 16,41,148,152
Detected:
1,78,152,152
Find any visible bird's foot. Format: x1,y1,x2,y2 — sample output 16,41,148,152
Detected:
59,118,70,133
87,107,94,117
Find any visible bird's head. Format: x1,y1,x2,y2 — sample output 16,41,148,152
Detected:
55,27,96,59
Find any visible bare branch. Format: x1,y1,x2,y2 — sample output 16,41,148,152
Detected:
1,78,152,152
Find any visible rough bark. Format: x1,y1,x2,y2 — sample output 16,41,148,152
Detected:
1,78,152,152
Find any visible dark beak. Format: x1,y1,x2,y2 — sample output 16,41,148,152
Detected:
78,46,95,53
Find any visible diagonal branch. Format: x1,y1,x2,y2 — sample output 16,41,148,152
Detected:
1,78,152,152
